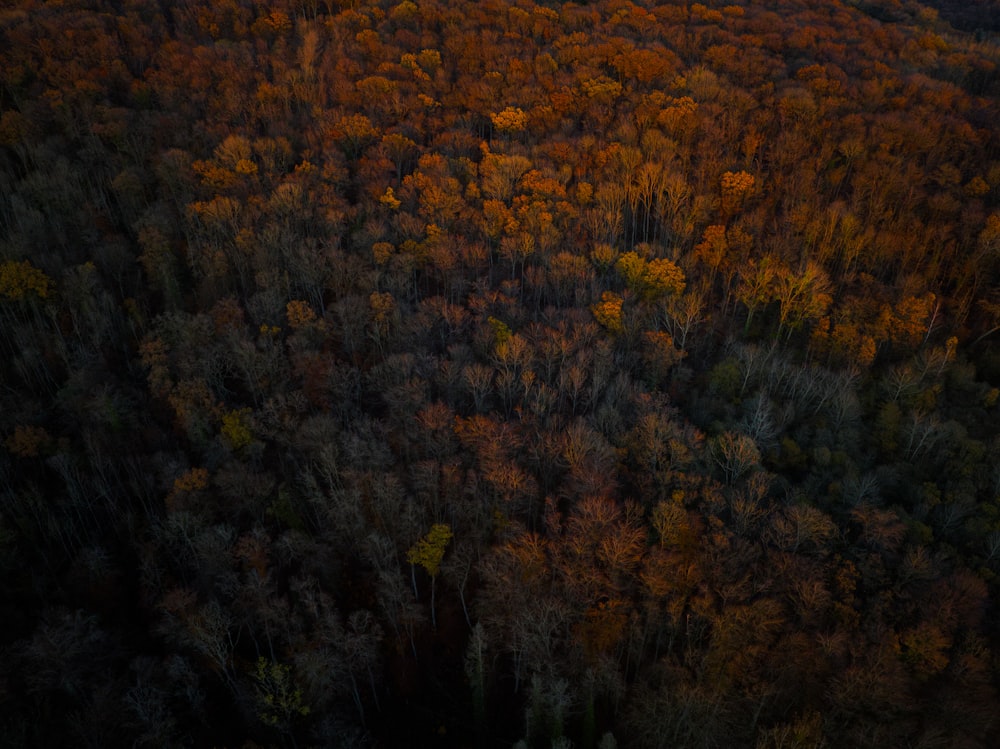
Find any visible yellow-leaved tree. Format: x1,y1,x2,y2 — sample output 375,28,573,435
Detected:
491,106,528,135
615,250,685,301
591,291,625,335
0,259,51,301
407,523,452,629
221,408,253,450
252,657,310,737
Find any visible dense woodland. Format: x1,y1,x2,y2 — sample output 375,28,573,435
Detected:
4,0,1000,746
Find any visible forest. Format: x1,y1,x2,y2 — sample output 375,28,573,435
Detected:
3,0,1000,746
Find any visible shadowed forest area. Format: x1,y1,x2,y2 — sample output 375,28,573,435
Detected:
4,0,1000,746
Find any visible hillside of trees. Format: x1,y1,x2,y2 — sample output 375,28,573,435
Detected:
4,0,1000,746
917,0,1000,33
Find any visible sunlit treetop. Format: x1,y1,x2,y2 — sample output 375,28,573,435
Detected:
491,107,529,134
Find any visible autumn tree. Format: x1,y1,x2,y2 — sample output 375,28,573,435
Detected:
407,523,453,629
